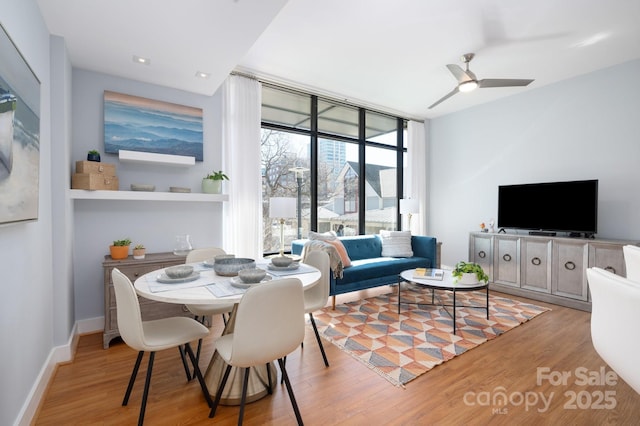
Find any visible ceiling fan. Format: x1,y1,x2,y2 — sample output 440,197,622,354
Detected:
428,53,534,109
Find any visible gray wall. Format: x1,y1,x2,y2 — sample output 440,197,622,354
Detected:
0,1,53,425
71,69,225,321
429,59,640,267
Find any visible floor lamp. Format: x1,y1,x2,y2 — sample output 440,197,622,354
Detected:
399,199,419,232
269,197,297,257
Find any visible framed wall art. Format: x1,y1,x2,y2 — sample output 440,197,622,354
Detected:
103,91,203,161
0,22,41,225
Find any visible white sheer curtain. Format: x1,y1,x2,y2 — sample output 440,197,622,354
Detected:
406,120,428,235
221,75,263,259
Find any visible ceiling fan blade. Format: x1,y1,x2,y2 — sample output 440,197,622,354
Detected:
428,87,460,109
446,64,473,83
478,78,534,88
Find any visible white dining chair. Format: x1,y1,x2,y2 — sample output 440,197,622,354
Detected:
586,267,640,394
111,268,213,425
303,250,331,367
209,278,305,425
622,244,640,283
184,247,234,371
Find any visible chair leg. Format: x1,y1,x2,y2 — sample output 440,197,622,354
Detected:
309,313,329,367
193,338,203,378
238,367,250,426
209,364,232,418
266,363,273,394
280,356,286,384
177,345,192,381
277,358,304,426
123,351,144,406
332,295,336,309
138,351,155,426
184,343,214,408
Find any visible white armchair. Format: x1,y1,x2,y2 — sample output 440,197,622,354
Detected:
586,267,640,394
622,244,640,283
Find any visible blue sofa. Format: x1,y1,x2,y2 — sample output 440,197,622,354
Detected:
292,234,440,305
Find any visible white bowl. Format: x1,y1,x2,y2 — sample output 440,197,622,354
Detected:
271,256,293,267
213,258,256,277
165,265,194,279
238,268,267,283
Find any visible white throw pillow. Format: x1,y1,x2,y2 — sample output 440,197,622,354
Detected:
308,230,337,242
380,230,413,257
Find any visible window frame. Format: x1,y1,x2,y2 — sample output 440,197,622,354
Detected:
261,85,407,240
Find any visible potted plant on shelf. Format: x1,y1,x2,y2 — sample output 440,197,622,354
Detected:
202,170,229,194
132,244,146,260
452,261,489,285
109,238,131,260
87,149,101,162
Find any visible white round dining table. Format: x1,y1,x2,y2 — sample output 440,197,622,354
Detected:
133,259,321,406
134,260,320,305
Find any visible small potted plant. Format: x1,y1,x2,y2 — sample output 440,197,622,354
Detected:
109,238,131,260
133,244,146,260
202,170,229,194
87,149,101,162
452,261,489,285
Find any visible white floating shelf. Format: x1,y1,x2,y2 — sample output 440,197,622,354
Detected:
69,189,228,202
118,149,196,166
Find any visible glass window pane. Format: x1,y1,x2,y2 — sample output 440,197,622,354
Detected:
364,145,397,233
262,86,311,131
365,111,398,144
317,99,359,138
261,129,310,254
318,138,358,236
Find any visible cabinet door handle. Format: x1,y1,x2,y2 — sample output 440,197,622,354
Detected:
503,254,512,262
564,261,576,271
604,266,616,274
478,250,486,259
531,257,541,266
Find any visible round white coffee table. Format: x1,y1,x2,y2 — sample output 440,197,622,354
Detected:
398,268,489,335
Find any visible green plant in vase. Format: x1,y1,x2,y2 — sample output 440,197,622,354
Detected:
452,261,489,284
109,238,131,260
202,170,229,194
133,243,146,260
87,149,101,162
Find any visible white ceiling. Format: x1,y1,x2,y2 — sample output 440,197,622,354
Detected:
38,0,640,120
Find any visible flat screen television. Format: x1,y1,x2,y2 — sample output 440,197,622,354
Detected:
497,179,598,236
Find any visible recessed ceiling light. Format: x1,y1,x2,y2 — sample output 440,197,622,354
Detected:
133,55,150,65
195,71,210,79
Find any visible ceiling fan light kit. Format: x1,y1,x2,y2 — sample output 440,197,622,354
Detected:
458,80,478,92
429,53,534,109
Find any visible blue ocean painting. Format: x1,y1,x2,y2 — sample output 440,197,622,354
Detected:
104,91,203,161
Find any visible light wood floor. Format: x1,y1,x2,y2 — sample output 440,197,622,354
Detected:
34,288,640,425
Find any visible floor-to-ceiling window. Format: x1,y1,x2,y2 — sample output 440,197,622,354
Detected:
261,84,407,254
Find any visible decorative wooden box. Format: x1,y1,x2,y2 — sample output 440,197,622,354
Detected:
75,160,116,175
71,173,119,190
72,161,118,190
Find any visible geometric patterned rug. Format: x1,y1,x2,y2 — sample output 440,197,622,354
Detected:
313,286,550,387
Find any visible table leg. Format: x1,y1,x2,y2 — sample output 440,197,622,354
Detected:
397,276,401,314
204,304,275,406
452,289,457,335
486,285,489,319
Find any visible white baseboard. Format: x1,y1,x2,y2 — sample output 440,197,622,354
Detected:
15,317,104,426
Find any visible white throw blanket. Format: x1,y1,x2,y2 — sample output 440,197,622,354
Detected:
301,240,344,279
